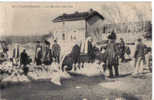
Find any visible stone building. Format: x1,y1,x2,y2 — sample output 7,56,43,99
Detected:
52,9,104,42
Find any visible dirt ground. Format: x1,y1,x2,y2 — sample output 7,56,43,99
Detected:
0,60,152,100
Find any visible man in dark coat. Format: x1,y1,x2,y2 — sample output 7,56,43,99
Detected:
20,49,29,75
71,43,81,70
87,38,95,62
71,44,80,64
105,35,119,78
43,41,52,65
52,40,61,63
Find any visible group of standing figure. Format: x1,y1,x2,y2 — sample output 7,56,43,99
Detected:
11,44,32,75
133,38,152,74
1,30,152,78
34,40,61,65
103,31,120,78
104,31,152,78
11,39,61,75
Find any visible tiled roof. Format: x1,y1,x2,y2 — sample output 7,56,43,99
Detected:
53,9,104,22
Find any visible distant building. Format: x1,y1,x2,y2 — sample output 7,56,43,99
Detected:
52,9,104,42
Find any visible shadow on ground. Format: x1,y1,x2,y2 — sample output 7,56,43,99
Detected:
0,72,149,100
0,73,107,100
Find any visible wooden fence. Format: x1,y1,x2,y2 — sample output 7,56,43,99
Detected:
101,20,152,33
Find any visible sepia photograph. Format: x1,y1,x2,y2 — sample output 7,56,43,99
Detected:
0,2,152,100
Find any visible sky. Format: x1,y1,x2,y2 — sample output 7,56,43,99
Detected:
0,2,152,36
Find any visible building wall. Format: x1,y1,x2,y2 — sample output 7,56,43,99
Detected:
86,15,104,42
54,20,85,42
63,20,85,41
53,15,105,43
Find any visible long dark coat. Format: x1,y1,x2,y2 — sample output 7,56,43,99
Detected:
87,41,95,60
71,44,80,63
43,48,52,65
20,51,29,66
52,43,61,58
104,42,119,67
35,49,43,65
134,42,146,59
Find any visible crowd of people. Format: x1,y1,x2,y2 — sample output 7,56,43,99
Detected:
104,31,152,77
34,40,61,65
0,30,152,81
0,39,61,77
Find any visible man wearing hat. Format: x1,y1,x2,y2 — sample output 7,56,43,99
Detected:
133,38,146,74
104,33,119,78
52,39,61,63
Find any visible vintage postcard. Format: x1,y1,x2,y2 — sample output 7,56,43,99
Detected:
0,2,152,100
